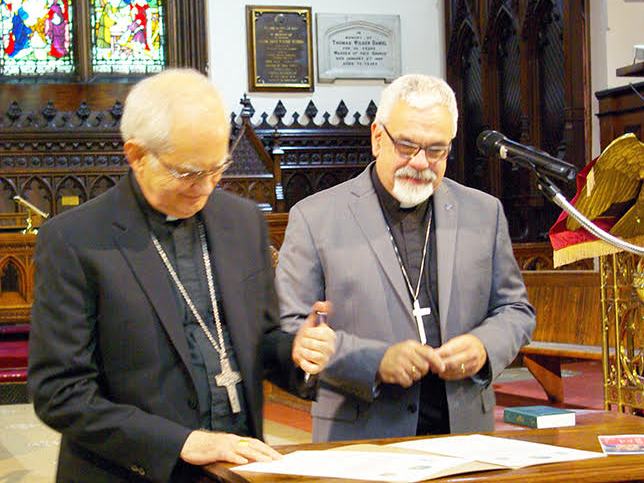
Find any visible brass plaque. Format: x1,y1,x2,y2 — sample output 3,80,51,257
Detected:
61,195,80,206
246,6,313,92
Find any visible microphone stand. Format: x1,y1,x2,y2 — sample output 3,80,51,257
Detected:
514,157,644,256
13,196,49,235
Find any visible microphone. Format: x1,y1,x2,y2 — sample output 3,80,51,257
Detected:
477,130,577,182
13,195,49,219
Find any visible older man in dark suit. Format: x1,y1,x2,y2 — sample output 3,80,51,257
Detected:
28,69,335,482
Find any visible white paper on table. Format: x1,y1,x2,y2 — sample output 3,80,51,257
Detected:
233,450,479,482
390,434,606,469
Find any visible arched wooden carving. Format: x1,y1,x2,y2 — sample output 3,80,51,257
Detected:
445,0,589,242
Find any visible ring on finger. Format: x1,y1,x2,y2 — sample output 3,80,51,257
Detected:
411,365,417,376
238,439,250,446
460,363,466,375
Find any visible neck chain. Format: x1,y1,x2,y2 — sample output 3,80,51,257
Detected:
384,209,433,344
151,221,227,359
151,220,243,413
385,209,433,302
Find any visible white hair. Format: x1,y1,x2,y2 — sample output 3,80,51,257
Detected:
120,68,227,154
375,74,458,136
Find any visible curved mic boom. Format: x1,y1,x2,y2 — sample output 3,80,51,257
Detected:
477,130,577,183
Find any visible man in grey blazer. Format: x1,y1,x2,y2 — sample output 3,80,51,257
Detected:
276,74,535,442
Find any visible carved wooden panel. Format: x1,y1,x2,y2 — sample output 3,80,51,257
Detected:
0,234,36,324
241,97,374,211
0,101,126,216
445,0,590,242
266,213,289,249
512,242,594,271
1,97,376,218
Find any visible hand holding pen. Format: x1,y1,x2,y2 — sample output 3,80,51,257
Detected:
304,311,327,383
292,301,335,383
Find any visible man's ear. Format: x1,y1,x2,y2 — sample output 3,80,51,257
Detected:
371,122,382,159
124,140,146,172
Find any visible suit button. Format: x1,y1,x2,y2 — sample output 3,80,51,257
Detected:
407,403,418,413
188,397,197,409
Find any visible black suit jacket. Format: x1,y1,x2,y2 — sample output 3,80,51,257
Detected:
28,175,306,482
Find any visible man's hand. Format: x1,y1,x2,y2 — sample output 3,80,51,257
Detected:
292,301,336,375
435,334,487,380
180,431,281,466
377,340,446,388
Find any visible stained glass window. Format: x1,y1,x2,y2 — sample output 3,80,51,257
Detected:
90,0,166,75
0,0,75,76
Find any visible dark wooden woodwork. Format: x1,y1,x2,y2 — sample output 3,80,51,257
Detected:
445,0,590,242
445,1,596,402
522,353,564,402
0,98,374,216
221,98,280,212
515,245,601,403
251,99,375,211
0,233,36,324
266,213,289,249
523,270,600,347
165,0,209,73
616,61,644,77
204,412,644,483
596,81,644,150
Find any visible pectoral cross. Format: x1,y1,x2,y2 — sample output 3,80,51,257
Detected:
412,299,430,345
215,357,242,414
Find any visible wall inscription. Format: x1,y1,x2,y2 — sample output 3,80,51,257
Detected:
246,6,313,92
316,14,401,82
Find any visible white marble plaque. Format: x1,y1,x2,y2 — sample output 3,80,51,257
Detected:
316,14,401,82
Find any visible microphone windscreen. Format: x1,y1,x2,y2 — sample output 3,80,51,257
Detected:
476,130,505,156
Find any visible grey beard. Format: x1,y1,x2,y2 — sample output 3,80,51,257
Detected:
392,167,436,207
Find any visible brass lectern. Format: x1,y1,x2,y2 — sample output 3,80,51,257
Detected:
551,133,643,414
601,252,643,412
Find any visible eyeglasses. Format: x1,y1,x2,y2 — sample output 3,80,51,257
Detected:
381,123,451,162
152,154,234,182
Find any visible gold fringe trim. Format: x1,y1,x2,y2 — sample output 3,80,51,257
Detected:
553,235,644,268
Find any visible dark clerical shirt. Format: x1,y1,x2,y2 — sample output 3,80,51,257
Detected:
131,175,250,435
370,166,450,435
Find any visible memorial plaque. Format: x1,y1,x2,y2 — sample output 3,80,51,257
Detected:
246,6,313,92
316,14,401,82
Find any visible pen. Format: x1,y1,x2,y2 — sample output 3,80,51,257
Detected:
304,311,327,383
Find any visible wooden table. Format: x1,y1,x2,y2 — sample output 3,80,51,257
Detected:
203,411,644,482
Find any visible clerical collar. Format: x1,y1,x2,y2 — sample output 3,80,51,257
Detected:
129,172,189,226
370,164,431,223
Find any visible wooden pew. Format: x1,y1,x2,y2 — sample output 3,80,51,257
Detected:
519,269,602,403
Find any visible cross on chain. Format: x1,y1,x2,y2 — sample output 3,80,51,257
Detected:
412,299,431,345
215,357,242,413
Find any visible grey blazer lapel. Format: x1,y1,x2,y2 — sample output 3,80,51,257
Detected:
111,178,197,386
348,168,411,323
434,182,457,341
